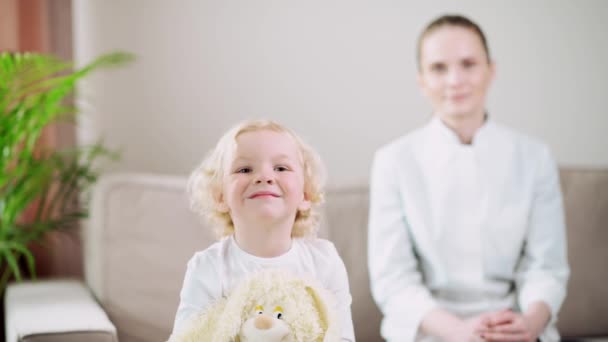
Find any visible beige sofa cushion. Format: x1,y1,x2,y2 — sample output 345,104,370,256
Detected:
557,169,608,338
322,187,383,341
85,174,217,341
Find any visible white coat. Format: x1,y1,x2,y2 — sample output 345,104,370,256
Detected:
368,117,569,341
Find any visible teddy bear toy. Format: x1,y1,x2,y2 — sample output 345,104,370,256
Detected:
170,269,339,342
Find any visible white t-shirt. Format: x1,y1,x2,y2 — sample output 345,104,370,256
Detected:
172,235,355,341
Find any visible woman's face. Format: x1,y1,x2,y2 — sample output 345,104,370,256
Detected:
418,26,495,121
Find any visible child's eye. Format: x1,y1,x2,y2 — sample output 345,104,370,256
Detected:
236,167,252,174
275,165,289,172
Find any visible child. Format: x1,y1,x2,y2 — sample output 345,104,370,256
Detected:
171,119,355,341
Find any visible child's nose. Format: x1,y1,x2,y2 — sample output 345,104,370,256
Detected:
254,171,274,184
255,178,274,184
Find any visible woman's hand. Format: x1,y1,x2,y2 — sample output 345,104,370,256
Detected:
446,314,492,342
481,308,543,342
421,309,489,342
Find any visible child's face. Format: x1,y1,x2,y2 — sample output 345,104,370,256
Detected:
220,129,310,228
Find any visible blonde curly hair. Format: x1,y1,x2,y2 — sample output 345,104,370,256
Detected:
188,119,326,238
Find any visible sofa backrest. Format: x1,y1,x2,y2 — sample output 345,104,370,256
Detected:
557,169,608,338
322,187,382,341
85,169,608,342
85,174,210,341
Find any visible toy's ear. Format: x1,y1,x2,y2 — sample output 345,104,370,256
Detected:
306,285,339,342
216,284,251,341
169,298,227,342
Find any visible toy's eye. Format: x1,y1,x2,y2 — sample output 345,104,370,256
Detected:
255,305,264,315
273,306,284,319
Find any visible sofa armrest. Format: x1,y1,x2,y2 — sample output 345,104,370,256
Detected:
4,279,117,342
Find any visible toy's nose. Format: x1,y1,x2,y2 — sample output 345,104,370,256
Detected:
253,314,273,330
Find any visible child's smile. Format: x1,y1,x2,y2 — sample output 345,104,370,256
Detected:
248,190,281,199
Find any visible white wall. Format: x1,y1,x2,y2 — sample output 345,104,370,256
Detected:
73,0,608,187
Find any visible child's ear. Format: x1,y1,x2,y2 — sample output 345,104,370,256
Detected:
216,193,230,213
217,202,229,213
298,192,311,212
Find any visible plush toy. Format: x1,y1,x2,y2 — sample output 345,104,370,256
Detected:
171,269,339,342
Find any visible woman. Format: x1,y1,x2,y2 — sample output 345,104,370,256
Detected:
367,14,569,342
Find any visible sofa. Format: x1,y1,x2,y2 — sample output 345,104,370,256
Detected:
4,169,608,341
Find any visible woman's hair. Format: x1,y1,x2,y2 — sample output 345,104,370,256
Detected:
417,14,491,69
188,119,326,238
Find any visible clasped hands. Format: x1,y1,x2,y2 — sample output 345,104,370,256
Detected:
451,309,539,342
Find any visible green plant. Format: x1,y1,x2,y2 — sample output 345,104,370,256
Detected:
0,51,134,291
